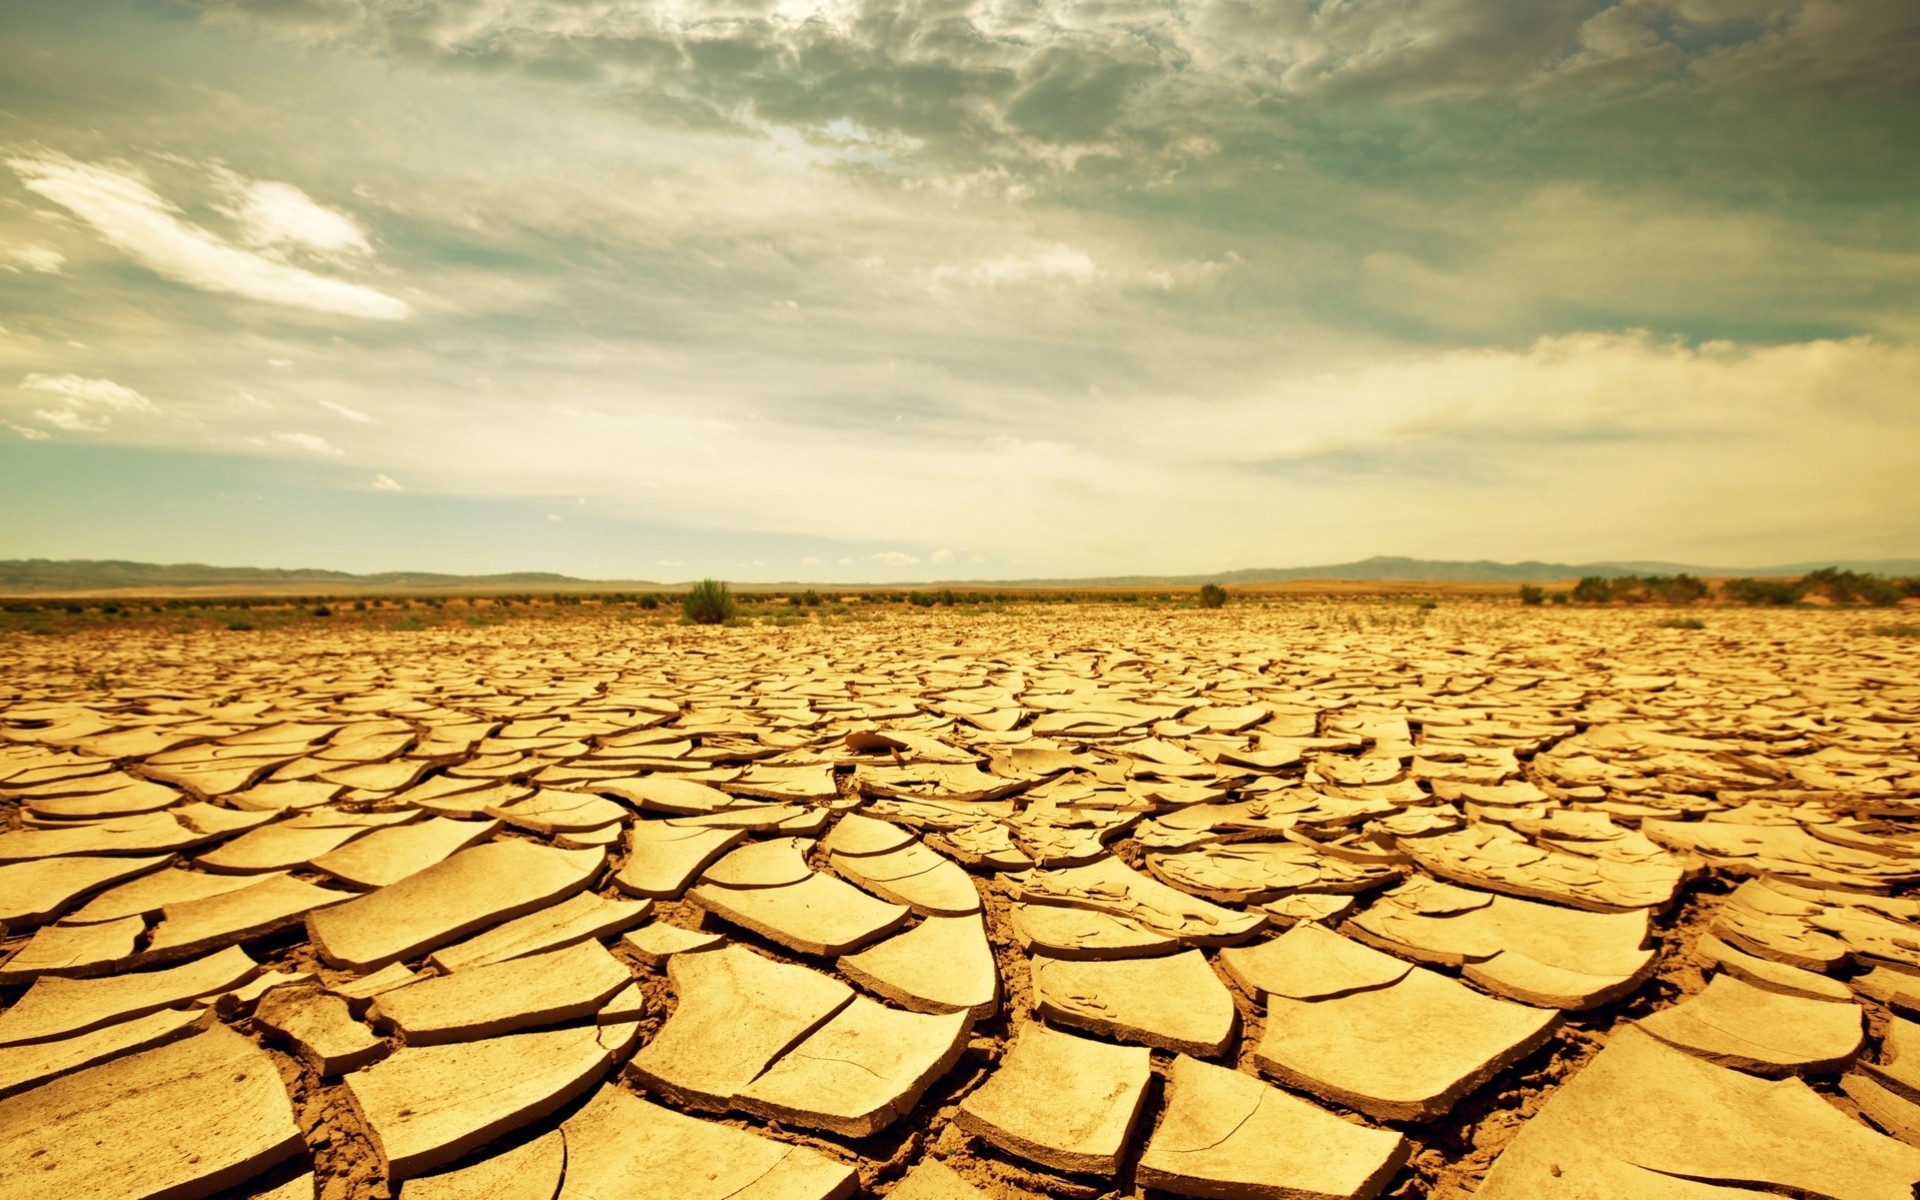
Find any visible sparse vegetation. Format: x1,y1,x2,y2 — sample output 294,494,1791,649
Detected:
1720,578,1800,606
1659,617,1706,630
1518,585,1545,606
681,578,736,625
1874,624,1920,638
1198,583,1228,609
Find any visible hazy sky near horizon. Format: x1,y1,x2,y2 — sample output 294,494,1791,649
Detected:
0,0,1916,581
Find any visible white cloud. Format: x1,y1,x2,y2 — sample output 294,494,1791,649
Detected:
838,557,854,566
17,373,156,434
213,170,373,261
927,244,1100,288
21,373,158,413
5,421,50,441
6,153,411,320
930,548,955,565
272,431,343,455
34,407,107,432
4,245,65,273
371,473,402,491
800,556,821,566
547,512,563,523
658,558,684,568
870,550,920,566
320,399,375,423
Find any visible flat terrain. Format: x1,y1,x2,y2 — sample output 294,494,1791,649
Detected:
1,603,1917,1200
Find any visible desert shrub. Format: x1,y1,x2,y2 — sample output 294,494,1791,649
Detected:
1874,624,1920,638
1518,585,1545,606
2,601,36,613
1660,617,1706,630
1643,574,1709,604
1800,568,1903,606
937,589,958,607
312,604,333,617
682,579,735,625
226,618,254,631
1571,576,1613,603
637,594,660,610
1418,599,1438,610
1722,577,1800,606
1198,583,1228,609
908,592,936,608
787,594,802,607
1549,592,1570,604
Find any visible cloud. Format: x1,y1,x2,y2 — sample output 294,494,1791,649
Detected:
870,550,921,566
370,473,402,491
5,421,50,441
17,373,157,434
5,153,411,320
930,548,955,564
189,0,1920,181
928,245,1099,288
213,170,373,261
21,373,158,413
546,512,563,523
800,556,821,566
271,431,344,455
320,399,374,423
34,407,108,433
4,245,65,273
659,558,684,568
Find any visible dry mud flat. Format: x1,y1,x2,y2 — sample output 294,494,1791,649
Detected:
0,603,1918,1200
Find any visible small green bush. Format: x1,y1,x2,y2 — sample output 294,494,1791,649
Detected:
1198,583,1228,609
312,604,333,617
1570,576,1613,603
908,591,936,608
1418,599,1438,610
682,579,736,625
1874,623,1920,638
1659,617,1706,630
802,589,822,606
1549,592,1570,604
637,594,660,610
1722,577,1800,606
1518,585,1545,606
226,619,254,631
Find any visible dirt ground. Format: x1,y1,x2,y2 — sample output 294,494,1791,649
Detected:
1,602,1915,1199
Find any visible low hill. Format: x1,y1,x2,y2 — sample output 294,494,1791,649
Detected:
1,555,1915,594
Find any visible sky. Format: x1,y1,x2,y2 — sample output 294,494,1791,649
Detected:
0,0,1915,582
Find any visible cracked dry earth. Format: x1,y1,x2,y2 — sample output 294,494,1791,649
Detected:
3,605,1920,1200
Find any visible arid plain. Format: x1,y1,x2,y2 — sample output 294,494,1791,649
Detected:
2,600,1918,1200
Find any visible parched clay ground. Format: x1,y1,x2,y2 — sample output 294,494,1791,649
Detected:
2,603,1919,1200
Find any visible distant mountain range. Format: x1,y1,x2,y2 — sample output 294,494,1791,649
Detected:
0,559,591,593
3,555,1917,594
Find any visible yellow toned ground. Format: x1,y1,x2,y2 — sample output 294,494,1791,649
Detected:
1,603,1917,1200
